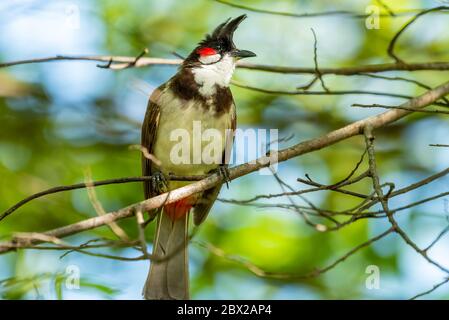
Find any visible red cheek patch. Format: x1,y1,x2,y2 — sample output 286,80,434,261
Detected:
196,47,217,56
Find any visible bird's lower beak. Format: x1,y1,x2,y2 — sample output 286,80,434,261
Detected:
231,49,257,59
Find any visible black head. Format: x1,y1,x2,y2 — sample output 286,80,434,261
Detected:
183,14,256,66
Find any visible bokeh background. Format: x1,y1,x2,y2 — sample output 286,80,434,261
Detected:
1,0,449,299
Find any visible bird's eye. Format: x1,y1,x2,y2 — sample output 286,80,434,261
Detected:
196,47,218,56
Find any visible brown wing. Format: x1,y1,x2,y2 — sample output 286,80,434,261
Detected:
141,84,165,200
193,101,236,226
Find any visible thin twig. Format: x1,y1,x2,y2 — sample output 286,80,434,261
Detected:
375,0,396,16
387,6,449,63
213,0,419,19
195,228,393,279
423,221,449,252
0,174,207,221
85,169,129,241
364,125,449,274
135,207,150,259
409,277,449,300
129,145,162,167
309,28,329,92
357,73,449,105
352,103,449,114
429,144,449,147
233,81,417,100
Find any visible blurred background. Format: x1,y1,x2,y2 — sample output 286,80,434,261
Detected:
0,0,448,299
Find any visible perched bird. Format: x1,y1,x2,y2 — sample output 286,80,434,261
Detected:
141,14,256,300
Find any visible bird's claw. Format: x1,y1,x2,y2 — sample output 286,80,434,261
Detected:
151,172,168,194
216,165,231,189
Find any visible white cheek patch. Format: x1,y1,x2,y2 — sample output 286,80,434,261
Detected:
199,54,221,65
192,54,236,97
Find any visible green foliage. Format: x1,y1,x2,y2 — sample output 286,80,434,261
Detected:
1,0,448,299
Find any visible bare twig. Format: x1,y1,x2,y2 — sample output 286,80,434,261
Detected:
0,238,138,251
233,81,417,100
429,144,449,147
98,48,149,69
270,168,323,230
352,103,449,114
135,207,150,259
375,0,396,16
353,167,449,214
308,28,329,92
423,221,449,252
296,76,319,90
213,0,419,19
364,125,449,274
356,73,449,105
409,277,449,300
387,6,449,63
12,232,66,246
129,145,162,166
85,169,129,241
195,227,393,279
221,170,369,205
0,174,207,221
0,55,182,70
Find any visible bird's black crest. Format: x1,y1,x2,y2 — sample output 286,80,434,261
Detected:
201,14,247,47
183,14,248,66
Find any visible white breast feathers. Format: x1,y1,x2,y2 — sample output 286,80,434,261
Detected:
192,54,236,97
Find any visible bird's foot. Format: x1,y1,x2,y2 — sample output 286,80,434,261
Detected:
151,172,168,194
215,165,231,189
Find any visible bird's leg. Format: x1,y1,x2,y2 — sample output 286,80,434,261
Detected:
151,171,168,194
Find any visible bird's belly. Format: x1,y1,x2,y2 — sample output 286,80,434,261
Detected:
153,98,233,189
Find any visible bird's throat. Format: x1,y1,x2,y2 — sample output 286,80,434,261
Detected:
191,55,235,97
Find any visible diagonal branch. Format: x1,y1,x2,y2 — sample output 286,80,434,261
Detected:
409,277,449,300
1,80,449,254
84,169,129,241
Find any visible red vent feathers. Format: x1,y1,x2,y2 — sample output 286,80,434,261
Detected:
164,198,193,220
196,47,217,56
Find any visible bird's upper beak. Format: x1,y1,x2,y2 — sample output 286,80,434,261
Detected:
231,48,257,59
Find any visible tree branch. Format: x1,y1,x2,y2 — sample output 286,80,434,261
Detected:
0,175,207,221
3,54,449,75
1,80,449,254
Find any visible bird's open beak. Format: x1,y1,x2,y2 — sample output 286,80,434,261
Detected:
231,49,257,59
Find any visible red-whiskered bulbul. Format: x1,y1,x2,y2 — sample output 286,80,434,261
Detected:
141,15,256,300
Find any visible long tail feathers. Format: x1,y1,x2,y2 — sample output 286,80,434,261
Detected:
143,210,189,300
